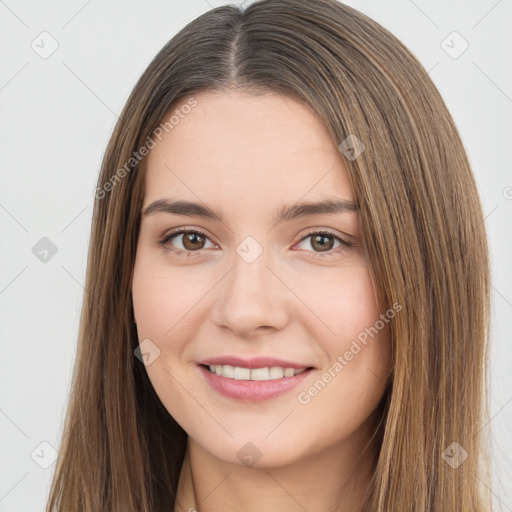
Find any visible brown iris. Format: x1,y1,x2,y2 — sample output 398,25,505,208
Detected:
310,234,334,252
182,232,207,251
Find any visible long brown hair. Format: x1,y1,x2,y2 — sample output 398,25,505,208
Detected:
46,0,492,510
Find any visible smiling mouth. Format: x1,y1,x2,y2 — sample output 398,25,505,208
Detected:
201,364,313,381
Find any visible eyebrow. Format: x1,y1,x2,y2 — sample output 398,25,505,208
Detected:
142,197,358,224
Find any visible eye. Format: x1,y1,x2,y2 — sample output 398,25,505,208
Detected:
294,230,352,258
157,228,216,257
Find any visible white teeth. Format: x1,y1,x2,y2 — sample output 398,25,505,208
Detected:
233,366,251,380
222,364,234,378
207,364,308,381
269,367,284,379
283,368,295,378
251,367,269,380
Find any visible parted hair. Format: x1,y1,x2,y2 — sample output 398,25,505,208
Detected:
46,1,492,510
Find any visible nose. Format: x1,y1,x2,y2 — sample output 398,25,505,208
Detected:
211,246,290,337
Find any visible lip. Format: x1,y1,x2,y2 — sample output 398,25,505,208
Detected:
198,356,312,370
198,364,314,402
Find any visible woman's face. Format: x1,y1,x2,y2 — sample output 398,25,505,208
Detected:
132,89,392,468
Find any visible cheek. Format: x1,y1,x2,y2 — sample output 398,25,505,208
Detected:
293,265,391,404
131,255,206,424
329,267,391,380
291,263,382,343
131,252,210,343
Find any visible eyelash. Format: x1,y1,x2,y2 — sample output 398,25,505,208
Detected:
157,228,352,259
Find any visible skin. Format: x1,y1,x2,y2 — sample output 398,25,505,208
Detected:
131,89,392,512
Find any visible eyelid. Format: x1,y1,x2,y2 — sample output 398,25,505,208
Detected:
297,226,354,244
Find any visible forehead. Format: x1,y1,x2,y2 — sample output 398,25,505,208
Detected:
143,89,354,210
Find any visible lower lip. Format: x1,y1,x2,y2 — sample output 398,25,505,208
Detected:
199,365,313,402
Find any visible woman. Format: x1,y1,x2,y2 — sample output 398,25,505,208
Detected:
46,0,493,510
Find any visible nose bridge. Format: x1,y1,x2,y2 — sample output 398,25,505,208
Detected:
212,235,288,334
232,237,270,295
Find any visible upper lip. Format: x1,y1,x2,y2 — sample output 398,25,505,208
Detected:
198,356,313,370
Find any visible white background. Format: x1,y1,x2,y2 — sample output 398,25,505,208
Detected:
0,0,510,510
